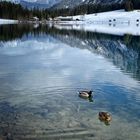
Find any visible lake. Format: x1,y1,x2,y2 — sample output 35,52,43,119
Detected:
0,24,140,140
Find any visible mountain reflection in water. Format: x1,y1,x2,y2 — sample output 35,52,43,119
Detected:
0,24,140,140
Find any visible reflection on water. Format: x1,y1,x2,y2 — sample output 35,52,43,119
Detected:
54,22,140,36
0,24,140,140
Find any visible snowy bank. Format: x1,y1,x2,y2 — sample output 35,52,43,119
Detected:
53,10,140,36
74,10,140,24
0,19,18,25
55,10,140,24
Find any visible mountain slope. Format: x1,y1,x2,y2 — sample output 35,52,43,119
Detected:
53,0,124,9
20,0,61,9
0,0,124,9
0,0,61,8
20,0,49,9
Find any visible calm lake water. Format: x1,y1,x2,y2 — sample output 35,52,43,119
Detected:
0,24,140,140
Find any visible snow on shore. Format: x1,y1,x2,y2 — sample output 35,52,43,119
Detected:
61,10,140,24
54,10,140,36
0,19,18,25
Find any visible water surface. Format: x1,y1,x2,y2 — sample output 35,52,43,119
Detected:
0,24,140,140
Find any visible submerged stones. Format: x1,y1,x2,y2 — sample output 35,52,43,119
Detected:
0,132,13,140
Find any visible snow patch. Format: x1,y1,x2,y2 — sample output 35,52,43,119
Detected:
0,19,18,25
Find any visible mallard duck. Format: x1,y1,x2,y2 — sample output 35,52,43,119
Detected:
99,112,112,122
78,90,93,98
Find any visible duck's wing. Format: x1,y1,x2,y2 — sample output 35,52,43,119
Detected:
79,91,88,95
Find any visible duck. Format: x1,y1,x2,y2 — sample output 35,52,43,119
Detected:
99,112,112,122
78,90,93,98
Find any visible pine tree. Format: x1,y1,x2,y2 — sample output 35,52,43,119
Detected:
125,0,134,11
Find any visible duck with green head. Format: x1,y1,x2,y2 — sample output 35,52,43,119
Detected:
78,90,93,102
79,90,93,97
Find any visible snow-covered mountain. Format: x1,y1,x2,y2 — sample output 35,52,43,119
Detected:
53,0,124,9
20,0,61,9
0,0,20,3
1,0,124,9
0,0,61,8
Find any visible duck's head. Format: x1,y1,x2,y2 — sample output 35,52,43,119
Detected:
88,91,93,96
